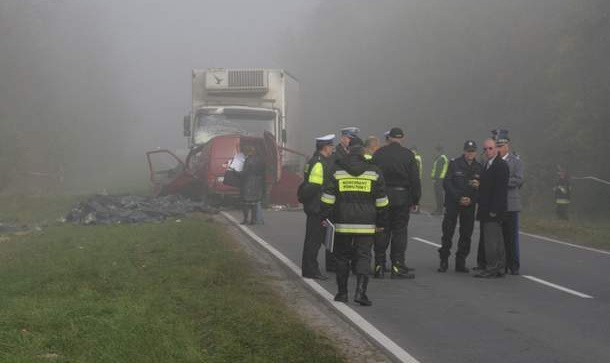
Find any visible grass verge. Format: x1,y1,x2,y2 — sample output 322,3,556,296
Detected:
0,218,344,362
521,215,610,251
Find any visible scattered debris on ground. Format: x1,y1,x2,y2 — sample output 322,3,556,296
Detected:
65,194,217,225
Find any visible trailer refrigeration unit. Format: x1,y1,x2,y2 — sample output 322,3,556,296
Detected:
146,68,306,206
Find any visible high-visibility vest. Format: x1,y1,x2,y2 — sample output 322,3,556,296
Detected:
414,153,423,179
431,154,449,179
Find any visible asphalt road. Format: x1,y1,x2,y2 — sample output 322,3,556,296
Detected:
227,209,610,363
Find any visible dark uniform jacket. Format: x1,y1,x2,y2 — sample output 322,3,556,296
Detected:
333,144,349,163
443,155,483,207
320,153,389,234
476,156,509,222
299,152,333,215
372,142,422,206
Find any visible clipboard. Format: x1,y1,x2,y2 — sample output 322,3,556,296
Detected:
323,219,335,253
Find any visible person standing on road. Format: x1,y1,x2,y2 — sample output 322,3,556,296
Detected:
430,145,449,215
298,134,335,280
320,136,389,306
327,127,360,272
437,140,482,273
240,145,265,225
372,127,421,279
474,138,509,279
333,127,360,162
553,167,572,220
364,136,380,161
494,129,524,275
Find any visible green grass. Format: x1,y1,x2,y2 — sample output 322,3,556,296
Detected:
521,215,610,251
0,195,80,225
0,218,344,362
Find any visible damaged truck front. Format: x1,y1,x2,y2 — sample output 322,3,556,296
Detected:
147,68,305,206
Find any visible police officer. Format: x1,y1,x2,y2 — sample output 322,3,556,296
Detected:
327,126,360,272
430,145,449,215
299,134,335,280
320,136,389,305
494,129,524,275
334,127,360,162
372,127,421,279
438,140,482,273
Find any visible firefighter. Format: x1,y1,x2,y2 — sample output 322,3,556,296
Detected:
372,127,421,279
553,167,571,220
298,134,335,280
437,140,482,273
320,136,389,305
326,126,359,272
430,145,449,215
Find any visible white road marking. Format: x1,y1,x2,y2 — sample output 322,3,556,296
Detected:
221,211,420,363
411,237,441,248
412,236,595,299
520,232,610,256
522,275,594,299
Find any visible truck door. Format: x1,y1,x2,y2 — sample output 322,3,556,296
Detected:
146,150,195,197
263,131,280,183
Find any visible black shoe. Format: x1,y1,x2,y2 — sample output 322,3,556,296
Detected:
334,292,348,302
509,268,519,275
472,265,486,271
373,264,385,279
391,265,415,279
240,219,248,225
437,260,448,273
496,272,506,278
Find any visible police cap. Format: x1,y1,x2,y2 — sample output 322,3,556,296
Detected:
340,127,360,138
463,140,478,151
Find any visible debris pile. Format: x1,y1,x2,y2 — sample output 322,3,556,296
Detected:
65,194,217,225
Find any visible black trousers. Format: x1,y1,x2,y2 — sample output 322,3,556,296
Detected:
335,234,374,275
302,214,325,276
438,204,476,260
374,203,410,267
502,211,520,271
433,179,445,213
476,222,486,268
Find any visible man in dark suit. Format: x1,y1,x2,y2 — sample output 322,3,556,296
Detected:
474,138,509,278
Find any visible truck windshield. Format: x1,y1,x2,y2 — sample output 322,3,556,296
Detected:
194,114,275,144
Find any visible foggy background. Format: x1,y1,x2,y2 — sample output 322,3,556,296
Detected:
1,0,608,215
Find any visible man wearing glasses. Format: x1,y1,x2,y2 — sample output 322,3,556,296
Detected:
474,139,509,278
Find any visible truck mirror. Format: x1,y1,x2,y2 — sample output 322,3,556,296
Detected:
183,115,191,137
281,129,287,143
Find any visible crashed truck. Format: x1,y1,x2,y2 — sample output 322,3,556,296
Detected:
147,68,306,206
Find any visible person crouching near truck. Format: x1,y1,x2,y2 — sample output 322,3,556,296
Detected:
320,136,389,306
240,144,265,225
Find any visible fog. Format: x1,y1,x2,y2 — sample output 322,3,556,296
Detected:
1,0,608,213
0,0,316,192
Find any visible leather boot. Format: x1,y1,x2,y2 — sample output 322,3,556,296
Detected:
334,268,348,302
455,257,469,273
391,263,415,279
438,257,448,273
354,274,372,306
